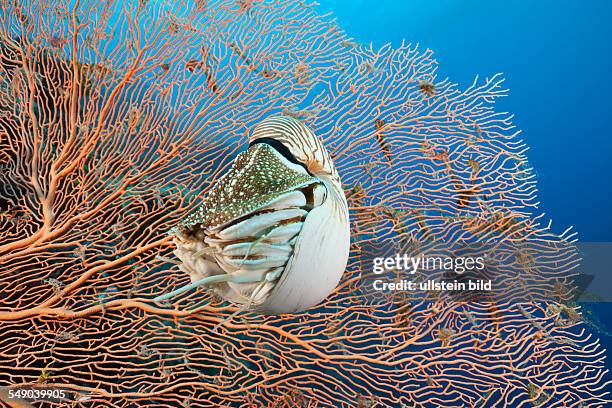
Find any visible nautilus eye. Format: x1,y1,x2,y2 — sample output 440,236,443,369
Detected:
155,116,351,314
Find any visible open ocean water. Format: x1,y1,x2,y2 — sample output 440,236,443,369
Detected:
321,0,612,371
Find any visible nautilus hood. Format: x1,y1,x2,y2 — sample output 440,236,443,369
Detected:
176,143,319,232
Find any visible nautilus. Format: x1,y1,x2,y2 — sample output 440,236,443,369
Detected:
155,116,350,314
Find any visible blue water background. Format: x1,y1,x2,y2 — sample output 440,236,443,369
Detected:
319,0,612,368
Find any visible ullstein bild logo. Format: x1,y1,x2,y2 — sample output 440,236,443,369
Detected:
371,253,491,292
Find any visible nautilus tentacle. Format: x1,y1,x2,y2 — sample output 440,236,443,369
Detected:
156,116,350,314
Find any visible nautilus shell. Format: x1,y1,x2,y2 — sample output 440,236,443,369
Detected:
158,116,350,314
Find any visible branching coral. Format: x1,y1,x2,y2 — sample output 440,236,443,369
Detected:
0,0,610,407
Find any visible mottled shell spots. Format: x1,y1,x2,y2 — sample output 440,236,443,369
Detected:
178,143,317,230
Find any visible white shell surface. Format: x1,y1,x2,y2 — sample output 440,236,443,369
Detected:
255,180,350,314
